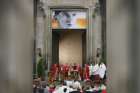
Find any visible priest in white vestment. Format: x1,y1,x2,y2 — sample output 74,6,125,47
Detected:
98,62,106,79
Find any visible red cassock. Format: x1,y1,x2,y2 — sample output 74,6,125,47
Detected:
77,64,82,78
60,64,64,74
65,65,69,73
58,64,64,79
73,64,78,72
84,64,90,80
69,65,73,75
63,64,66,73
63,65,69,78
102,89,107,93
59,64,62,72
51,64,57,80
55,64,59,79
49,64,55,81
80,68,83,79
77,64,80,71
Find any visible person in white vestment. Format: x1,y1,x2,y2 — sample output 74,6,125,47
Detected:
93,63,100,82
89,63,94,80
53,82,72,93
98,62,106,79
65,77,74,87
73,79,82,92
93,63,100,75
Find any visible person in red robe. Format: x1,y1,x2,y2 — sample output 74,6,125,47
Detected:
49,64,56,82
84,64,90,80
102,89,107,93
52,64,58,81
59,64,64,80
65,64,70,79
68,64,73,77
63,64,68,79
72,63,79,79
54,64,59,80
77,64,82,80
54,64,58,80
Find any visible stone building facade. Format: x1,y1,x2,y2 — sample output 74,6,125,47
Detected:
35,0,105,70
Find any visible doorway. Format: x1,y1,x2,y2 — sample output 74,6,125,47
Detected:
52,29,86,66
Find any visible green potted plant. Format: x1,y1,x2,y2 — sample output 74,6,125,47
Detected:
37,57,45,79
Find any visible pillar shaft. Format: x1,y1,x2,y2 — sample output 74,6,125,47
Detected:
0,0,33,93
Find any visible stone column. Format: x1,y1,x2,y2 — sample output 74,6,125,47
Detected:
86,7,91,63
87,5,95,63
107,0,136,93
45,7,52,71
0,0,33,93
85,0,94,63
36,0,46,57
35,1,46,77
93,2,102,63
36,15,45,54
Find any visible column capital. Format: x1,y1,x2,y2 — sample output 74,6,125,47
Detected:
92,2,101,18
37,0,46,17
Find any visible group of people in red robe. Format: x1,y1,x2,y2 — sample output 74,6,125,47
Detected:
48,61,107,84
49,63,83,82
48,63,104,83
49,64,82,82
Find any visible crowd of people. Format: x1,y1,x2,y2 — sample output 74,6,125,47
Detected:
33,77,107,93
33,61,107,93
48,62,106,82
